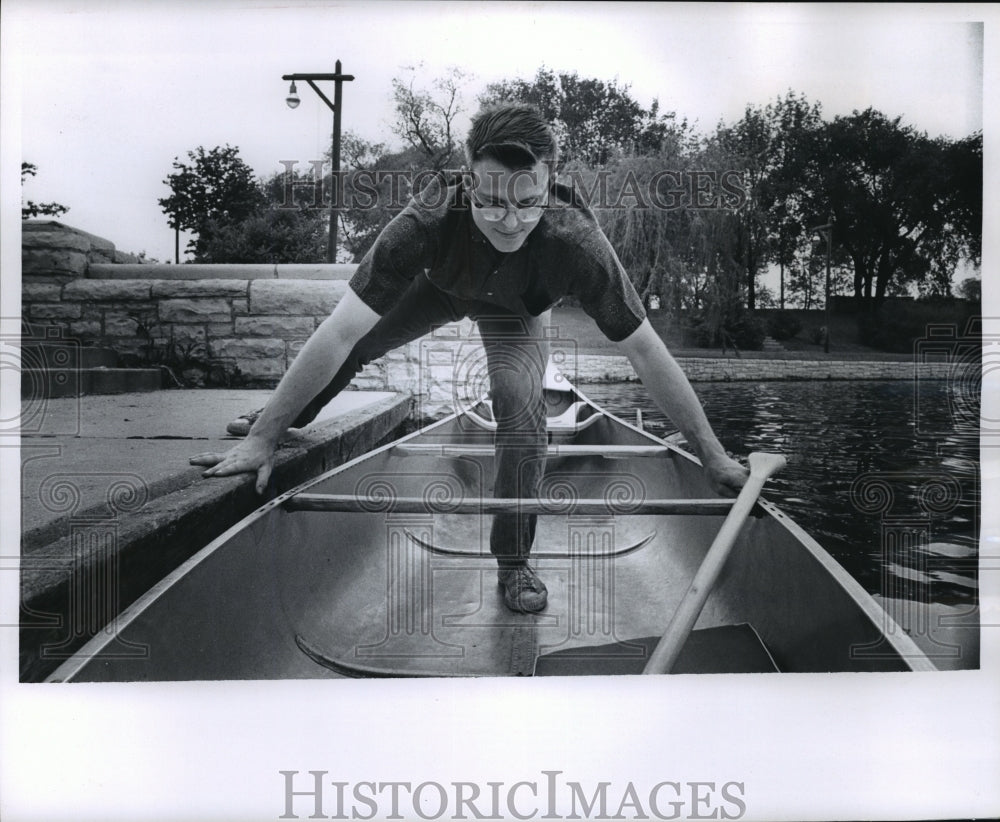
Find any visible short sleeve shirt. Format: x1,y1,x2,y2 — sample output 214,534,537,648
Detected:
349,173,647,342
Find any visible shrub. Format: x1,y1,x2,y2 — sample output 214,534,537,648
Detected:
856,300,978,353
766,312,803,341
683,308,766,351
729,312,767,350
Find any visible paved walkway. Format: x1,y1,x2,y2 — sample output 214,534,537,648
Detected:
21,389,408,545
18,388,412,681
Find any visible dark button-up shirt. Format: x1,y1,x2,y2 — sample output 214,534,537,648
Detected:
350,173,646,341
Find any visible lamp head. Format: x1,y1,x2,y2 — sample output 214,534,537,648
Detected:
285,80,300,109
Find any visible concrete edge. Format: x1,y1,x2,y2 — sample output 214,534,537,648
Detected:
571,354,956,383
19,392,412,682
87,263,359,280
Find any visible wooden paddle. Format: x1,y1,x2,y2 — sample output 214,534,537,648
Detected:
643,451,787,675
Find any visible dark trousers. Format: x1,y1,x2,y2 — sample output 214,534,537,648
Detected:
293,274,548,568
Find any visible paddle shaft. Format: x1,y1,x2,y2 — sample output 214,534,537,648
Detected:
643,452,787,675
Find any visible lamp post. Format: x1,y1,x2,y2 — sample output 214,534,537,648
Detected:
812,214,834,354
282,61,355,263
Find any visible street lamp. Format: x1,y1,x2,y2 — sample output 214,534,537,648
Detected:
282,61,354,263
811,214,835,354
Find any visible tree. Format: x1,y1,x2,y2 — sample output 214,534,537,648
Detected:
159,145,267,259
480,67,677,166
334,132,443,263
390,65,470,171
712,92,824,310
195,207,327,263
798,110,981,312
956,277,981,303
21,162,69,220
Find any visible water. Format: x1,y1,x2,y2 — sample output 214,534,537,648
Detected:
581,380,980,608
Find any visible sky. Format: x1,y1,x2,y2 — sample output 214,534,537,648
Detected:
4,1,987,265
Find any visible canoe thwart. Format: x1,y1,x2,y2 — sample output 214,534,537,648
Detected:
283,493,743,516
392,443,674,458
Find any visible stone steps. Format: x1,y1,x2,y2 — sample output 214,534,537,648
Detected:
19,326,165,398
21,366,165,399
20,342,119,368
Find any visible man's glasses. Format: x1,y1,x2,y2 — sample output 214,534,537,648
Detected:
467,185,547,223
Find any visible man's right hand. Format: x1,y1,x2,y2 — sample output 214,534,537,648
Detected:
189,435,276,495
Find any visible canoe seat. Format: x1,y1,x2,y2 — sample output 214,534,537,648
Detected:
532,623,779,675
466,400,602,433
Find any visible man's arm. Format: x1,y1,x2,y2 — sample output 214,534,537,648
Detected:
617,319,748,496
189,288,380,494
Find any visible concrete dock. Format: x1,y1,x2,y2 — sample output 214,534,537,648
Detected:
19,388,412,681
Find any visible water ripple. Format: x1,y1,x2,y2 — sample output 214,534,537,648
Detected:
583,380,980,607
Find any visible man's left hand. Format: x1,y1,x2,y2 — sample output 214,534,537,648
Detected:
704,454,750,498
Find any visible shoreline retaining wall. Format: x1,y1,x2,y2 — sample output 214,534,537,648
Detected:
22,222,958,416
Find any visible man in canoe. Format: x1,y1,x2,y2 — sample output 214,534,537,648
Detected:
191,103,748,613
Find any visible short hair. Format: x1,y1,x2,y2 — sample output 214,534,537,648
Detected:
465,103,559,170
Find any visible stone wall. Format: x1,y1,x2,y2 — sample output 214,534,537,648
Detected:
23,276,352,383
21,223,486,413
22,220,142,278
22,222,954,417
572,354,954,383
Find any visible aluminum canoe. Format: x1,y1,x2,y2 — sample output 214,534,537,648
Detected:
48,386,936,681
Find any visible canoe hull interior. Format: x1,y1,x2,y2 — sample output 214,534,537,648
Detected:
49,405,930,681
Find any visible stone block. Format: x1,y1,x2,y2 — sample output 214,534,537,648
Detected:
352,363,387,390
22,229,92,253
274,263,357,280
103,312,144,337
286,340,306,364
234,315,315,338
78,304,104,321
232,299,251,316
209,338,285,360
67,320,102,338
103,337,152,360
88,248,116,264
22,248,89,278
62,280,152,301
234,356,286,379
205,322,235,338
21,280,64,301
150,279,248,298
159,298,232,323
173,264,276,280
29,303,81,320
163,325,208,346
248,280,347,315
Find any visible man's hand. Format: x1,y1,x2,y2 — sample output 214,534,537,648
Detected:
189,435,276,495
703,453,750,498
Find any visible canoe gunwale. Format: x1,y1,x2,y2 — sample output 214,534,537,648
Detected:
45,386,939,681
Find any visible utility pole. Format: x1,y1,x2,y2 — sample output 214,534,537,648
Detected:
283,61,355,263
811,214,834,353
